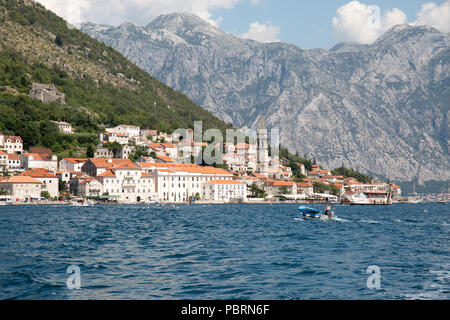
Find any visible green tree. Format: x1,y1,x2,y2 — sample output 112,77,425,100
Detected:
55,34,63,47
278,186,289,195
41,190,51,199
86,144,95,158
249,183,267,198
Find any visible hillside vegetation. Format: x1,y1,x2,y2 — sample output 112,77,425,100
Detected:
0,0,232,157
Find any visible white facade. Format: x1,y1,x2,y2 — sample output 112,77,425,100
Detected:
20,170,59,198
0,176,42,201
21,153,58,171
106,125,140,138
6,154,21,171
52,121,73,134
138,163,234,203
59,158,88,172
202,180,247,202
97,168,155,203
0,134,23,154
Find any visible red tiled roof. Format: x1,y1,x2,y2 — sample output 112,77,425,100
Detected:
63,158,88,164
270,180,295,187
97,170,115,177
138,162,231,175
203,179,245,185
4,136,23,143
235,143,250,149
296,182,313,187
29,147,52,154
23,153,55,161
7,153,20,160
156,155,174,162
0,176,41,184
19,169,57,178
88,158,134,169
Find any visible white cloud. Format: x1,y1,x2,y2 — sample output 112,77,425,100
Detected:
411,0,450,32
241,21,280,43
332,1,407,44
332,1,449,44
35,0,242,26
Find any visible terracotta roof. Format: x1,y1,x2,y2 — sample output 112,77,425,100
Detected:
251,173,269,179
3,136,23,143
161,143,176,148
296,182,313,187
157,169,176,173
19,169,57,178
270,181,295,187
141,172,153,177
235,143,250,149
203,179,245,185
97,170,115,177
109,162,140,170
52,121,71,126
88,158,134,169
63,158,88,164
23,153,55,161
29,147,52,154
309,170,319,174
7,153,20,160
138,162,231,175
0,176,41,184
156,155,174,162
137,162,198,169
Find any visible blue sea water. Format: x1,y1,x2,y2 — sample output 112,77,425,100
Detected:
0,203,448,300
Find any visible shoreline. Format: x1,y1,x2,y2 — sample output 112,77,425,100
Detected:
2,200,439,206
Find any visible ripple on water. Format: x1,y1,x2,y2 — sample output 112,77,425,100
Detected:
0,203,448,299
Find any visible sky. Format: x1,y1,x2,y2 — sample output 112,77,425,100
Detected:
36,0,450,49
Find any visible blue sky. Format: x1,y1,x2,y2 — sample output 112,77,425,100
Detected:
37,0,450,49
215,0,442,48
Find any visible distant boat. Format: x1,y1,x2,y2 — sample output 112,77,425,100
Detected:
437,200,447,204
71,199,90,206
0,196,14,206
348,191,393,205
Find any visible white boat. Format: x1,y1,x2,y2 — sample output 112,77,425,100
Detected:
348,191,392,205
71,199,90,206
0,197,13,206
348,193,373,205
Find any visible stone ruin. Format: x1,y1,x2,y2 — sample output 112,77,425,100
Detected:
29,83,66,104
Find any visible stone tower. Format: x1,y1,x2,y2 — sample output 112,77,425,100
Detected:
256,115,269,177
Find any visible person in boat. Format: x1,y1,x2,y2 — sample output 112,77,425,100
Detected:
324,201,331,216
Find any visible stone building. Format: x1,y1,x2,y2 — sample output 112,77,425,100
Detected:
29,83,66,104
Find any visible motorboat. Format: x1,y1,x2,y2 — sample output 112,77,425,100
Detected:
298,206,334,220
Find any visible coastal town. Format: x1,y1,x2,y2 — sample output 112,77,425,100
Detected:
0,114,415,206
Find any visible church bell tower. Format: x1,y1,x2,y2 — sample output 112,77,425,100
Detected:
256,115,269,177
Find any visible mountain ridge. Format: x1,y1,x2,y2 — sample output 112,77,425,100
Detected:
81,14,449,189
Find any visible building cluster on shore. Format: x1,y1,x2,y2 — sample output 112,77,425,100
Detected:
1,117,402,205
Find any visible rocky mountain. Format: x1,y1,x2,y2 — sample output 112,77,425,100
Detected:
81,13,449,188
